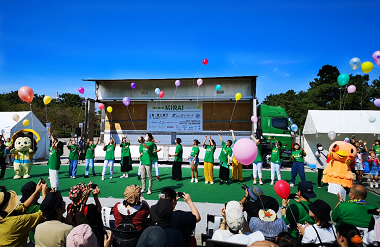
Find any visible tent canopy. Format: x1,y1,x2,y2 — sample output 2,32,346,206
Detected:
302,110,380,166
0,111,49,159
303,110,380,135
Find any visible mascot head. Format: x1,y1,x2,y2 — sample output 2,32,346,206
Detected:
328,141,356,166
11,132,38,153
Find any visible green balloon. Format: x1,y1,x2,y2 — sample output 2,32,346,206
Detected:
337,73,350,86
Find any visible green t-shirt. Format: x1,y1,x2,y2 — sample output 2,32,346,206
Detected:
253,144,263,163
5,141,12,149
374,145,380,155
152,143,158,162
174,144,183,162
204,145,216,163
48,147,62,170
140,142,153,165
291,150,305,163
85,144,96,159
218,141,232,167
68,145,79,160
104,144,115,160
332,202,377,228
27,203,41,243
282,201,314,238
120,142,131,157
271,146,281,164
190,146,200,157
0,144,5,157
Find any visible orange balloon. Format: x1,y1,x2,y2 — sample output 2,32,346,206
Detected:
18,86,34,103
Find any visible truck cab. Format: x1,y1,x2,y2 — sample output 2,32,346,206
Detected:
256,104,294,167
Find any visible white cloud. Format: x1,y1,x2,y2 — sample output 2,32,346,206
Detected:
283,73,290,77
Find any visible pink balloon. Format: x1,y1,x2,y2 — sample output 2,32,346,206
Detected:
175,80,181,87
18,86,34,103
78,87,84,94
373,51,380,66
251,116,258,123
197,78,203,86
347,85,356,94
274,180,291,199
232,138,258,165
98,103,104,110
374,99,380,107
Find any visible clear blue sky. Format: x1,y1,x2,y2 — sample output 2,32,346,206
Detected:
0,0,379,102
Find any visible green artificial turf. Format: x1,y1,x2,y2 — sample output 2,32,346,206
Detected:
2,164,380,208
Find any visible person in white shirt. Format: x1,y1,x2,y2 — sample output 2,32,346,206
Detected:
315,143,329,189
298,199,337,244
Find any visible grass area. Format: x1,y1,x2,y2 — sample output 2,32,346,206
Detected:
2,164,380,208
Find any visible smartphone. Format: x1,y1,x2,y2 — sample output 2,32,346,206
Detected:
91,183,98,189
40,177,46,184
288,193,297,199
367,209,380,215
177,192,185,198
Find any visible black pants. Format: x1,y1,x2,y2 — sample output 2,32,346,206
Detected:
317,168,324,187
219,166,230,181
172,162,182,180
121,156,132,172
0,157,5,179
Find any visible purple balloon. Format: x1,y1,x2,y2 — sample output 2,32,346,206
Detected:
122,97,130,106
130,82,136,89
347,85,356,94
374,99,380,107
197,78,203,86
78,87,84,94
373,51,380,66
175,80,181,87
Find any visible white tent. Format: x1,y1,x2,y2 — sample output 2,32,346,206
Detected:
0,111,49,159
302,110,380,166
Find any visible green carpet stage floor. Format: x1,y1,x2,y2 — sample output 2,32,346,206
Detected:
2,164,380,208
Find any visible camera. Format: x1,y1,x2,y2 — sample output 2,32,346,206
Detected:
368,209,380,215
177,192,185,198
90,184,98,189
0,186,6,192
241,184,248,190
40,177,46,184
288,193,297,199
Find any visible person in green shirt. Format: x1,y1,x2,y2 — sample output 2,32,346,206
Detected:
268,136,282,185
187,139,200,183
120,135,133,178
4,137,12,165
217,130,233,185
169,138,183,181
373,139,380,156
67,139,79,179
84,138,100,178
251,135,263,185
203,135,216,184
48,137,63,191
151,137,162,181
281,181,316,238
102,135,116,180
0,137,5,180
140,133,154,194
290,143,307,187
230,130,243,182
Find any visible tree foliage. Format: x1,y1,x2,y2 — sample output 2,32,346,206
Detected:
262,65,380,129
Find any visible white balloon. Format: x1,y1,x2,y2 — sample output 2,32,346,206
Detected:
328,131,336,140
369,116,376,123
12,114,20,122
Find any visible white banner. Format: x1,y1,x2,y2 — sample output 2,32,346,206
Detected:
147,102,203,132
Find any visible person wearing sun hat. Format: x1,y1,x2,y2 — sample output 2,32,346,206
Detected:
297,199,337,244
282,181,316,238
0,181,47,247
111,184,150,230
34,191,73,247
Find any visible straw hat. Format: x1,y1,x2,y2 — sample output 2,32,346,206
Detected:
0,190,19,220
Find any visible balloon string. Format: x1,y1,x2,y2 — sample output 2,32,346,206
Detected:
155,96,158,112
127,106,136,132
170,87,177,108
30,103,34,130
193,64,203,87
132,89,134,113
197,86,199,106
160,100,162,122
214,89,216,115
287,204,298,227
45,105,48,123
230,101,237,121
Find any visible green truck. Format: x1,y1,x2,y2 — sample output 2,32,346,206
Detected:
255,104,295,167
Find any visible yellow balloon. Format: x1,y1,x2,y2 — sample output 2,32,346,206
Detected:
361,61,373,74
107,106,113,113
23,119,30,126
235,93,242,101
43,95,52,105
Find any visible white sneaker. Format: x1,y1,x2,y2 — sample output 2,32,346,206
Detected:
102,176,105,181
120,175,125,178
195,178,198,183
270,180,274,185
72,176,76,179
290,183,295,187
253,180,257,185
210,182,214,184
190,178,194,183
205,181,209,184
370,182,374,188
147,191,152,195
125,173,129,178
376,183,379,189
110,177,113,179
259,181,263,185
